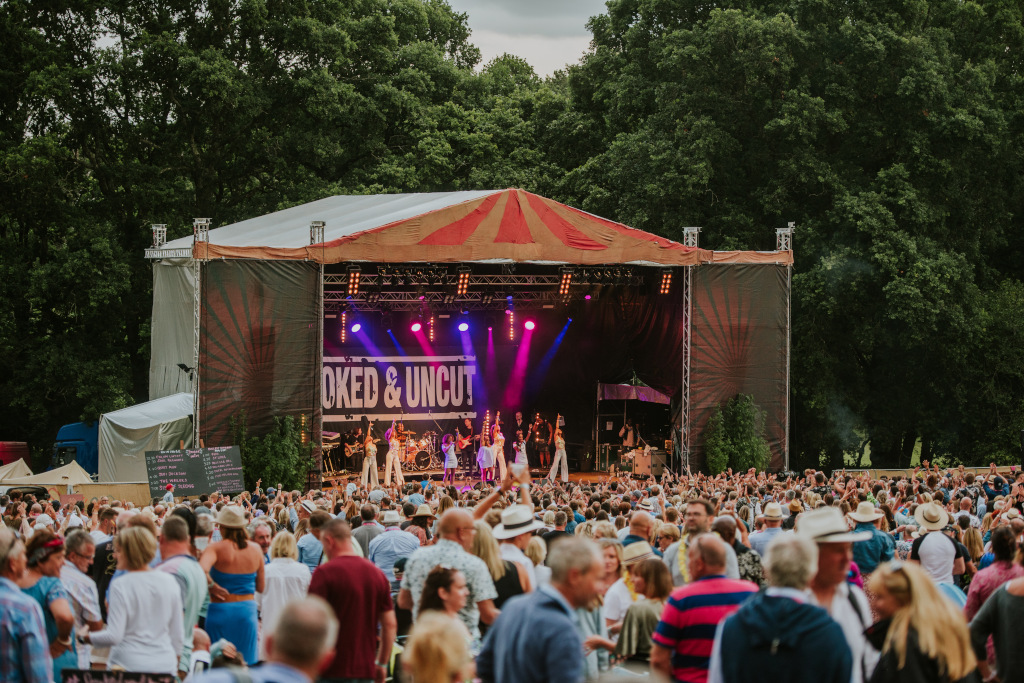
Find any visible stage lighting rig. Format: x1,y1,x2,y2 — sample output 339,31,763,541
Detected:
347,266,361,297
660,269,673,294
559,267,573,299
456,267,471,297
340,311,347,342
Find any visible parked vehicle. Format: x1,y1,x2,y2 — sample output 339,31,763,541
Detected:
52,422,99,476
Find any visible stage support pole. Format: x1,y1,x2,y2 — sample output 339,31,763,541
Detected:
682,227,701,473
777,222,794,471
311,221,326,473
192,218,211,447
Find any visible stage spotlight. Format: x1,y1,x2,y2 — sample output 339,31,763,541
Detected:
524,320,536,331
411,321,422,333
458,322,469,332
428,315,435,342
660,269,673,294
584,294,592,300
456,267,471,297
351,322,362,333
347,266,361,296
559,267,573,298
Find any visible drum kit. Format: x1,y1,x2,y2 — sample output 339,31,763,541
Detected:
398,430,444,471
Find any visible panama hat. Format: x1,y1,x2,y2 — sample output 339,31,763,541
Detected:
493,505,546,540
763,502,784,519
848,501,885,524
215,505,247,529
622,541,656,566
788,500,804,514
797,507,871,543
636,499,654,513
914,501,950,532
382,510,403,526
411,504,435,519
300,500,317,514
1004,508,1022,521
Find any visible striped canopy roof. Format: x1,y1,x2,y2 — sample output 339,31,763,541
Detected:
170,189,791,266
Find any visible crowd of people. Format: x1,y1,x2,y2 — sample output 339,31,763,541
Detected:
3,460,1024,683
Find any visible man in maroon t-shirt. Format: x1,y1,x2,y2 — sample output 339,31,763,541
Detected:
310,518,397,683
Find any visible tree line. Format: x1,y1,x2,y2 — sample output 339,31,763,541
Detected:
2,0,1022,470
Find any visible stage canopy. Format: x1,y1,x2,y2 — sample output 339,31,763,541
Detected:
598,383,671,405
151,189,791,267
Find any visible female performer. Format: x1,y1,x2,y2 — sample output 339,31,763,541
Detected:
513,431,528,468
492,423,507,481
362,423,379,489
548,420,568,483
384,420,405,487
442,434,458,485
476,432,495,484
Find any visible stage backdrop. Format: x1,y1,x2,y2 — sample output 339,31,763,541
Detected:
199,261,321,447
689,265,789,470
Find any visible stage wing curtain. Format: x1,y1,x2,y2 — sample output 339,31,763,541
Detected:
199,261,320,447
149,259,196,400
689,265,789,470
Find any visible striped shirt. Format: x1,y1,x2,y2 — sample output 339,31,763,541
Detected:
652,575,758,683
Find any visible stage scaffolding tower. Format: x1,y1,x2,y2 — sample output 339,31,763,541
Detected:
680,226,701,473
777,222,794,471
192,218,210,447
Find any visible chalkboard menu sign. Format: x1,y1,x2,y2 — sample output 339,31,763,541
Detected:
144,446,245,498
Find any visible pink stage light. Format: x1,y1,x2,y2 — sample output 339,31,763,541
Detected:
524,320,536,331
584,294,592,300
411,322,422,333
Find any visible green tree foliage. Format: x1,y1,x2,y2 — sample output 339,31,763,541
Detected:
703,395,772,474
230,412,315,492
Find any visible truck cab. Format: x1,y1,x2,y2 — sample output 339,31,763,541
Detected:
52,422,99,477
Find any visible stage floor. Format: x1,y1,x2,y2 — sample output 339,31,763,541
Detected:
323,466,622,488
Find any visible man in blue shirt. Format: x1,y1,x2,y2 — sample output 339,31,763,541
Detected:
368,510,420,581
297,510,332,573
477,536,604,683
195,596,338,683
847,501,894,575
0,527,53,683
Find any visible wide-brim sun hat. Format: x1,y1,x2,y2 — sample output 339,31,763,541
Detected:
215,505,248,529
622,541,656,566
848,501,885,523
914,501,950,532
493,505,546,540
763,502,784,519
797,507,872,543
635,499,654,513
411,504,435,519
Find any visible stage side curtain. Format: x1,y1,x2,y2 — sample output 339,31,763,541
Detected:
149,259,196,400
199,261,320,447
690,265,789,470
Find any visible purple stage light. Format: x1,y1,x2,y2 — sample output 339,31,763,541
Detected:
411,322,422,333
458,322,469,332
351,323,362,333
524,320,536,331
584,294,592,300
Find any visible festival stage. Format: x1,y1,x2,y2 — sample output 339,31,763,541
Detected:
323,467,629,489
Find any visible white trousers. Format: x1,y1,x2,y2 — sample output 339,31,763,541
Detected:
548,448,568,483
361,453,379,488
384,452,405,486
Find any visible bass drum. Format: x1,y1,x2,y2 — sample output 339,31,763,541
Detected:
414,450,432,471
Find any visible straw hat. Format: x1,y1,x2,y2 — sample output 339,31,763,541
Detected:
797,508,871,544
622,541,656,566
300,500,317,514
382,510,403,526
848,501,884,524
763,502,784,520
1004,508,1022,521
914,501,949,532
411,504,435,519
636,499,654,513
788,500,804,514
493,505,546,540
215,505,247,529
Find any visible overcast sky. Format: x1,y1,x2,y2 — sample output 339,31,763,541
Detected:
446,0,609,76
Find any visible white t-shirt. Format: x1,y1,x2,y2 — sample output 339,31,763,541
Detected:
809,582,879,683
604,577,634,623
913,531,955,585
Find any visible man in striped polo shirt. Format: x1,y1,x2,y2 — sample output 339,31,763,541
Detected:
651,534,757,683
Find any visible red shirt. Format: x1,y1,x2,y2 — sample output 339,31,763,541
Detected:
309,555,394,679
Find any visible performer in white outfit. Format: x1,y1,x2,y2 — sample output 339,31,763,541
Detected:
361,424,379,488
476,432,495,484
492,423,507,481
513,432,528,466
441,434,458,485
548,422,568,483
383,420,405,486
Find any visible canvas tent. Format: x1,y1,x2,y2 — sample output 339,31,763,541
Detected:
0,459,32,481
99,393,194,482
2,461,93,486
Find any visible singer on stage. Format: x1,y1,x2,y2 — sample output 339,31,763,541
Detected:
384,420,405,486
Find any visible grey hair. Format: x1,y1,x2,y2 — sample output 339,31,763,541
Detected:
270,595,339,663
548,537,601,584
64,529,95,556
0,527,24,575
764,534,818,589
195,513,214,536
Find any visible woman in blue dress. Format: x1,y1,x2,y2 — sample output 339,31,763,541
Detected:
201,505,265,665
18,528,77,680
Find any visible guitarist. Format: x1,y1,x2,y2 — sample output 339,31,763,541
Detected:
457,417,477,480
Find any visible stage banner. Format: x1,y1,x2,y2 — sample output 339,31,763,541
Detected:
322,354,478,423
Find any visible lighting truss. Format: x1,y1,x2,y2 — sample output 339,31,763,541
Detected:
347,266,361,297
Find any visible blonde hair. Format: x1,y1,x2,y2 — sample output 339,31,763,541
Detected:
591,521,618,540
961,527,984,564
471,521,508,582
868,562,976,679
658,523,681,543
524,536,546,566
597,538,624,579
437,496,455,517
271,530,298,560
116,526,157,570
403,612,470,683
